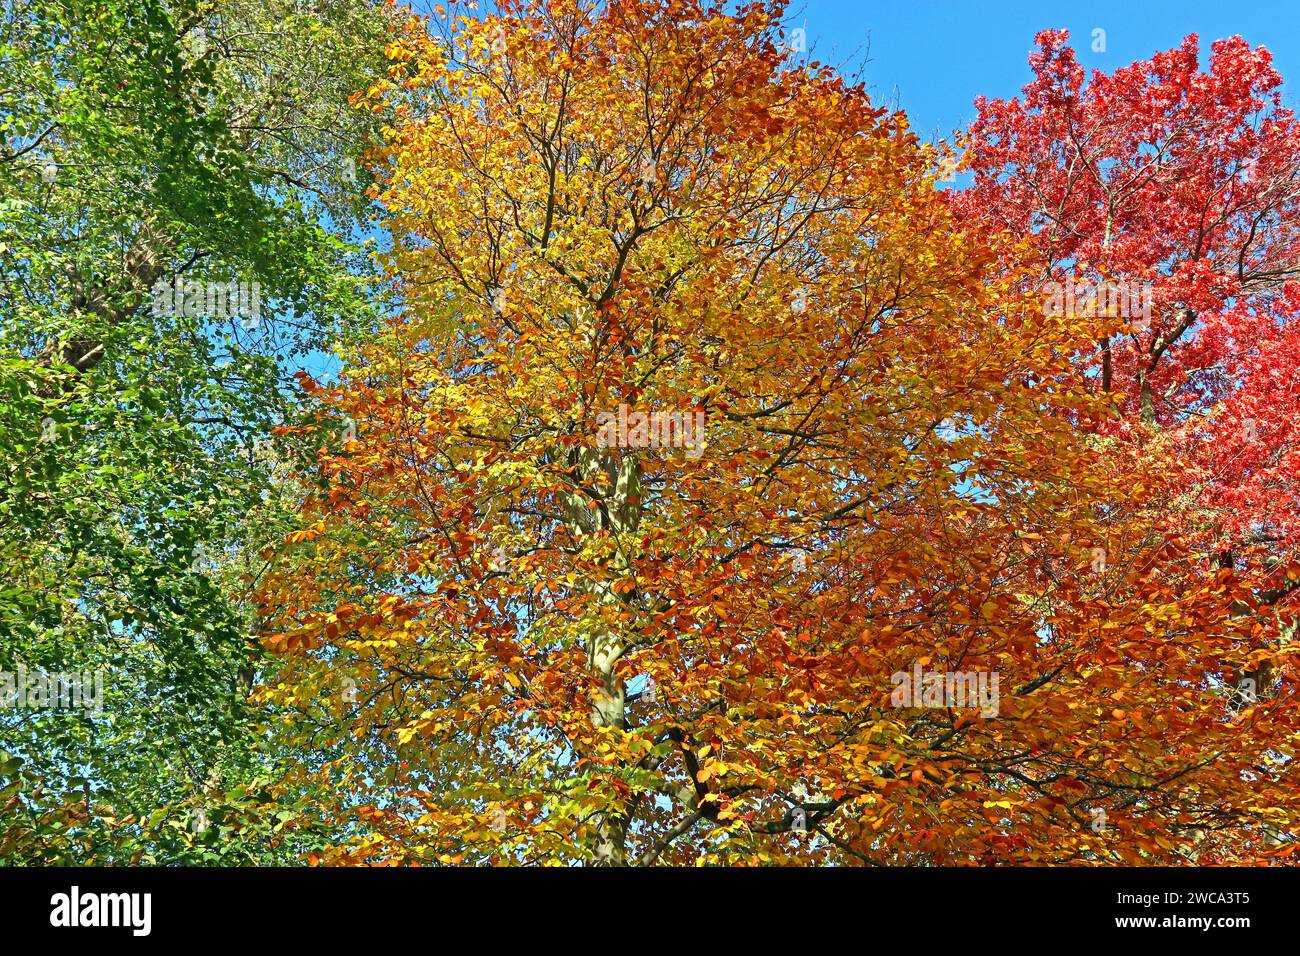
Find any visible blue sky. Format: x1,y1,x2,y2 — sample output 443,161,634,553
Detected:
789,0,1300,142
401,0,1300,148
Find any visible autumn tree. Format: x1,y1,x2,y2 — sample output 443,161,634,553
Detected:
957,31,1300,859
958,30,1300,590
257,0,1297,865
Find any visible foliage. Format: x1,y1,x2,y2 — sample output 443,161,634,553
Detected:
0,0,388,863
5,0,1298,867
251,0,1298,866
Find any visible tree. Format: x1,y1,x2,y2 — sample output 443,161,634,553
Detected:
957,29,1300,575
0,0,388,863
956,30,1300,859
252,0,1259,866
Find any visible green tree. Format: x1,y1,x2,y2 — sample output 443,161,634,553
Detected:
0,0,387,863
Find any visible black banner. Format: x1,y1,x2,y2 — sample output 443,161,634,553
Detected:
0,865,1287,943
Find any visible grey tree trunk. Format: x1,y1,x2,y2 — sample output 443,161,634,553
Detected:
564,445,642,865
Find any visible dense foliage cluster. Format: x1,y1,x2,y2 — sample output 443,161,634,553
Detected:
3,0,1298,865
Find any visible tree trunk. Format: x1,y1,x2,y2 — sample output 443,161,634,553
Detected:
564,445,642,865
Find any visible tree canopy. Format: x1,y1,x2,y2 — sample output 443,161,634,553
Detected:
3,0,1298,866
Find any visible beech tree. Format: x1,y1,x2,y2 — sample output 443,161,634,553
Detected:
252,0,1291,866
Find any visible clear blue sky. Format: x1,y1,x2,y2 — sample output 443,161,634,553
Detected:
788,0,1300,142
